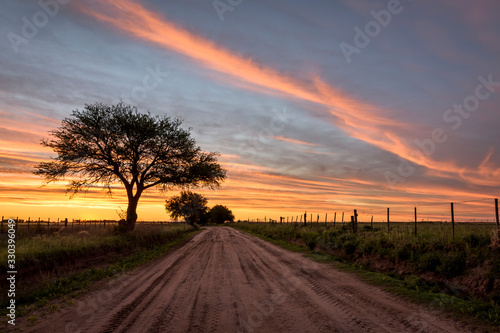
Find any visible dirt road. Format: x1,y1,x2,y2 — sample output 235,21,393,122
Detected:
26,227,479,332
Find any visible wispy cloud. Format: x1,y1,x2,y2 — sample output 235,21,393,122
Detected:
272,135,320,147
74,0,500,189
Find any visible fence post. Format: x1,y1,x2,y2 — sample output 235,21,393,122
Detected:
333,212,336,226
495,198,499,235
65,218,68,228
451,202,455,240
353,209,358,233
47,218,49,228
304,211,307,226
387,208,390,232
316,214,319,224
325,213,327,227
342,212,344,225
371,216,373,230
414,207,417,236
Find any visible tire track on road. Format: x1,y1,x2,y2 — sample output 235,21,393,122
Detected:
25,227,483,333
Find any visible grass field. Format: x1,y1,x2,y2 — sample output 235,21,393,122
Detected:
0,223,199,319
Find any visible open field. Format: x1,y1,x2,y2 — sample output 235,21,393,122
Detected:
16,227,489,332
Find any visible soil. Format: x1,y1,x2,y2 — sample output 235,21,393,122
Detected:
18,227,491,332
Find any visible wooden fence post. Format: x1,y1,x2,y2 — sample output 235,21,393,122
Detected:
333,212,336,226
451,202,455,240
495,198,499,235
353,209,358,233
304,211,307,226
414,207,417,236
325,213,327,227
316,214,319,224
371,216,373,230
387,208,390,232
342,212,344,225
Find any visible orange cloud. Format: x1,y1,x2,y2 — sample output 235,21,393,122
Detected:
74,0,500,188
272,135,320,147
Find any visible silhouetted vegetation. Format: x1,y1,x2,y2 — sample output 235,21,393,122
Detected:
209,205,234,224
165,191,208,226
34,102,225,232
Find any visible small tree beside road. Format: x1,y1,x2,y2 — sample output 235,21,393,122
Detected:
209,205,234,224
165,191,208,225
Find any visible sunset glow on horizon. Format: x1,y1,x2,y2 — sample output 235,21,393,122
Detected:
1,0,499,223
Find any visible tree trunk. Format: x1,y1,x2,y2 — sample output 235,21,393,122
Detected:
118,195,139,233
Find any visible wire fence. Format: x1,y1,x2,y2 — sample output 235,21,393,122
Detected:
243,198,500,227
0,218,184,230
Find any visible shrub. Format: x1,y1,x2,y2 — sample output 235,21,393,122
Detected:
463,234,490,248
360,239,377,255
419,252,442,272
439,252,466,278
396,244,412,261
344,242,357,255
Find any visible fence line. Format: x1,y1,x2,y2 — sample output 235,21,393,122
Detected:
243,198,500,232
0,218,184,230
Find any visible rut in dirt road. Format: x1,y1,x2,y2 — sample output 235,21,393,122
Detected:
26,227,479,333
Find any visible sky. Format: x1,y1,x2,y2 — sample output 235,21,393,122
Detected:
1,0,499,223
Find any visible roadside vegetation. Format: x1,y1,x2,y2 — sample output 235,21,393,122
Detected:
0,224,199,318
230,222,500,326
165,190,235,225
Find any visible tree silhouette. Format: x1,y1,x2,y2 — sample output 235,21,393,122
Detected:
165,190,208,225
209,204,234,224
34,102,225,232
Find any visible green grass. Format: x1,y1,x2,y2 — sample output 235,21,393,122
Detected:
0,224,193,268
230,222,500,327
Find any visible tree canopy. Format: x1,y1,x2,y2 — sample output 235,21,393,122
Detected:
165,190,208,225
209,204,234,224
34,102,226,232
